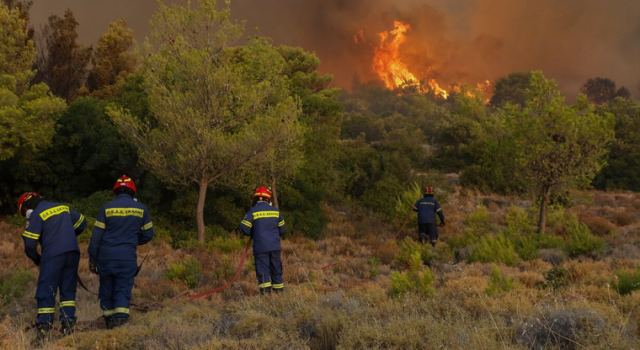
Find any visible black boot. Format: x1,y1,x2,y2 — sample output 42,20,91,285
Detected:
259,286,272,295
110,317,129,328
33,323,52,347
61,319,76,336
104,316,114,329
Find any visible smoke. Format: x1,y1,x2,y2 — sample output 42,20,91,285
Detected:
29,0,640,96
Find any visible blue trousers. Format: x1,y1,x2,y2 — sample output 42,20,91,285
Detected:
254,250,283,290
418,223,438,243
35,251,79,325
98,260,136,319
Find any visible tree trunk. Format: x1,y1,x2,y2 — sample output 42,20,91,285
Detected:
196,178,209,242
271,177,279,209
537,186,551,235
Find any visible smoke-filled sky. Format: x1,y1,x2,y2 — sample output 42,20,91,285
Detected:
30,0,640,96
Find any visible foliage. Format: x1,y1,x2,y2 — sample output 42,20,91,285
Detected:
207,234,246,254
580,77,630,105
0,269,32,306
87,19,136,95
165,256,202,289
34,9,92,101
594,98,640,191
70,190,113,218
468,233,519,266
395,237,434,267
390,251,434,297
40,97,138,198
489,72,532,108
613,269,640,295
486,265,515,296
467,71,615,232
544,266,571,290
563,215,604,257
0,5,65,162
108,0,304,241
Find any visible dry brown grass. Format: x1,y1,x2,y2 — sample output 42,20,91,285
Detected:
1,189,640,349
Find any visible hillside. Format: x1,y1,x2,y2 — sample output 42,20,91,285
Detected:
1,188,639,349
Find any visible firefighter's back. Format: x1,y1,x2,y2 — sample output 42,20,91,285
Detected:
97,194,149,261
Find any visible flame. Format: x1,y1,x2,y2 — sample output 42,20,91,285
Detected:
372,20,448,99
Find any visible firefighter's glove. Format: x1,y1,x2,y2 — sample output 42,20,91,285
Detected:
89,260,99,275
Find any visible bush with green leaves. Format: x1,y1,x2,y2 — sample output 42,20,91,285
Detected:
207,234,246,253
486,265,515,296
390,251,434,297
614,269,640,295
563,216,604,257
165,256,202,289
0,269,33,307
395,237,434,268
468,233,519,266
544,266,571,290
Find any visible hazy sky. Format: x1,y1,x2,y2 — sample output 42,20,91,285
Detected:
30,0,640,96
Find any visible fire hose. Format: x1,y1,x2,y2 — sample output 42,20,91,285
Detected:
188,238,252,300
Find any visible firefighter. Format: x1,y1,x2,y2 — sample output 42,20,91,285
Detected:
239,186,286,294
17,192,87,340
88,175,154,329
412,186,445,247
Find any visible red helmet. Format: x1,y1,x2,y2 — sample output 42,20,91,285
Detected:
423,186,434,195
253,186,272,199
17,192,40,216
113,175,137,194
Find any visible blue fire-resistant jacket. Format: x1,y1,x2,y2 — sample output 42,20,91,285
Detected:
89,194,154,262
413,195,445,224
239,201,286,254
22,200,86,264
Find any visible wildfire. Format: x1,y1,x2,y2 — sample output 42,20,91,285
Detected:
373,20,449,99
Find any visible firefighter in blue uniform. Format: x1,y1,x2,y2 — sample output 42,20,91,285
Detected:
412,186,445,246
239,186,286,294
17,192,87,340
88,175,154,328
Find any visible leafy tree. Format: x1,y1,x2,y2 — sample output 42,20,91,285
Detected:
489,72,532,108
0,4,65,161
502,72,614,233
108,0,303,242
0,4,65,209
581,77,630,105
42,97,138,198
276,45,342,236
594,98,640,190
1,0,32,38
87,19,136,96
34,9,92,101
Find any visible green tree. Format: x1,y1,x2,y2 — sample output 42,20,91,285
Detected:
0,4,65,161
34,9,92,101
594,98,640,190
504,72,614,233
581,77,630,105
489,72,532,108
108,0,302,242
87,19,136,96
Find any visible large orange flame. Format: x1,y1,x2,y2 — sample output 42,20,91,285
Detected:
373,20,449,99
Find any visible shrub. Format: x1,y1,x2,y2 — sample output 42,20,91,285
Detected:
512,234,539,261
395,237,434,268
614,269,640,295
579,215,615,236
463,206,494,236
563,217,604,257
504,206,535,235
469,233,519,266
166,256,202,289
0,269,33,306
544,266,571,290
486,265,515,296
207,234,246,253
71,190,113,218
390,251,435,297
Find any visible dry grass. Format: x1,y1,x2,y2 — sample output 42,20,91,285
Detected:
1,189,640,349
